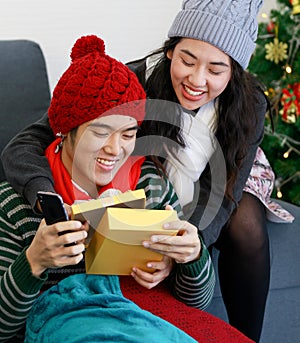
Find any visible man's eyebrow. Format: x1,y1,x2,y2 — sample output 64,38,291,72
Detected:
88,123,139,131
123,125,139,132
180,49,230,67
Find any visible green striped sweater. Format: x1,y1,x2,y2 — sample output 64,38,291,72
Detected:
0,161,215,342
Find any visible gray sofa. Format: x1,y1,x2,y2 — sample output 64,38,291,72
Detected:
206,200,300,343
1,39,299,343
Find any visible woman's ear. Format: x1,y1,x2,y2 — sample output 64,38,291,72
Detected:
166,49,173,60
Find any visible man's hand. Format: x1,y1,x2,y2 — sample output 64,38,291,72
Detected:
131,255,174,289
142,217,201,264
26,219,88,277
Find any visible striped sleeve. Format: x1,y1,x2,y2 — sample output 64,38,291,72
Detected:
136,161,215,310
171,236,216,310
136,160,182,215
0,182,45,342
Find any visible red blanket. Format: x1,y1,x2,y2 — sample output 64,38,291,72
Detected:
120,277,254,343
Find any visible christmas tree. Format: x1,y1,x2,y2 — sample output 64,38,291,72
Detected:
248,0,300,206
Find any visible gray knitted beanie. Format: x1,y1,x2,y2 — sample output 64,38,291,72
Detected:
168,0,263,69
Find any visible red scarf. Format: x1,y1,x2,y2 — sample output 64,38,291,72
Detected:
45,138,145,205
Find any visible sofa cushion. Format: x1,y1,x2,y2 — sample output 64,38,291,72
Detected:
210,200,300,297
206,200,300,343
267,200,300,289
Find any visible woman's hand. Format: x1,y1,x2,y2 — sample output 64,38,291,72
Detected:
142,219,201,265
26,219,88,277
131,255,174,289
132,205,201,289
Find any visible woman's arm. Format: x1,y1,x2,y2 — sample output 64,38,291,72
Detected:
1,113,56,208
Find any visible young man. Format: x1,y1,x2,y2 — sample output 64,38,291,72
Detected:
0,35,214,342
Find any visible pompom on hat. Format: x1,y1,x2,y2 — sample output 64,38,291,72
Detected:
168,0,263,69
48,35,146,135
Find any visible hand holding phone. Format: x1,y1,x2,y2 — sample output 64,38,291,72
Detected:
26,192,85,274
37,191,79,247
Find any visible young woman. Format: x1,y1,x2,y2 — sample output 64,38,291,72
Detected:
0,35,214,342
133,2,271,342
2,1,290,342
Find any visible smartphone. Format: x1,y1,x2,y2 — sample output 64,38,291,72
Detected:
37,191,68,225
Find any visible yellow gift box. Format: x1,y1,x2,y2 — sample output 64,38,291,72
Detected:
71,189,146,243
85,207,178,275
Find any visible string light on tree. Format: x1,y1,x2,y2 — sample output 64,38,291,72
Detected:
285,65,292,73
283,148,292,158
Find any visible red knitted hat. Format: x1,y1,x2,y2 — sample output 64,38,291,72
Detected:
48,35,146,135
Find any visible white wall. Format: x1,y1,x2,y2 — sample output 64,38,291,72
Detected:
0,0,275,91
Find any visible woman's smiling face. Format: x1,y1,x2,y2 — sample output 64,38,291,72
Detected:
167,38,232,110
62,114,138,198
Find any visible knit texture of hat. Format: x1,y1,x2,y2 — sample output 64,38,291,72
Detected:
168,0,263,69
48,35,146,135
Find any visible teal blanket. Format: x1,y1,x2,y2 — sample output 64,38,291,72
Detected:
25,274,197,343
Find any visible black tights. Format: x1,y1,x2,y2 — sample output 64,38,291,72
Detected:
215,192,270,342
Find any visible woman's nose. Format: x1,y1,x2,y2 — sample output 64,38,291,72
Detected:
188,67,207,87
102,133,121,155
